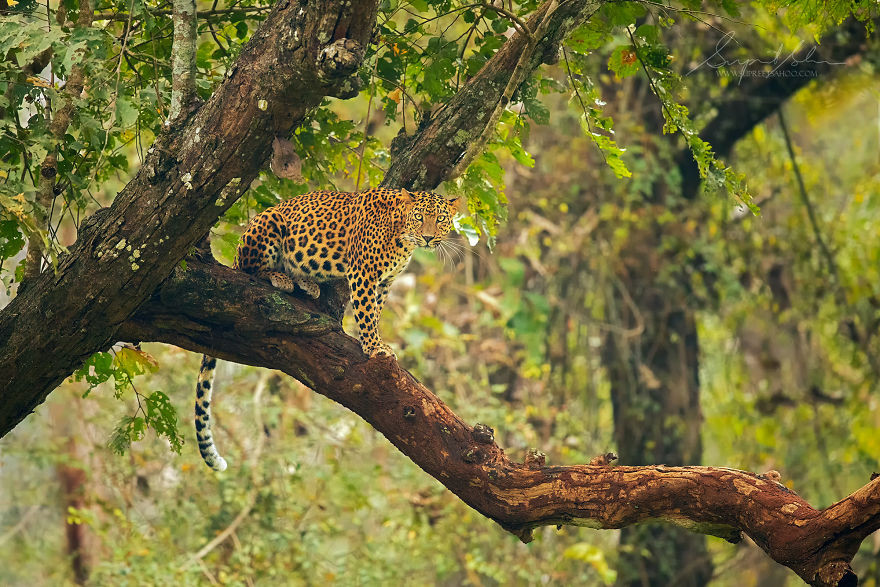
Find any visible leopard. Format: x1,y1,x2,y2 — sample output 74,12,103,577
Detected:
194,188,460,471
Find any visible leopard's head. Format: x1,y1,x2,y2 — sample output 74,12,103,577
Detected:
399,189,460,248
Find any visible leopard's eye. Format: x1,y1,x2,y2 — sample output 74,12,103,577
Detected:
437,215,447,222
414,212,423,221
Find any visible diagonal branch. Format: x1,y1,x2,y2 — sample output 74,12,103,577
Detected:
381,0,601,190
677,17,874,200
0,0,378,437
118,258,880,587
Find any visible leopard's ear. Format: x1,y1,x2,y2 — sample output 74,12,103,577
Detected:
398,188,414,203
446,197,463,213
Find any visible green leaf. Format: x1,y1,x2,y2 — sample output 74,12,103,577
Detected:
608,46,640,78
113,346,159,378
567,22,612,52
634,24,659,44
108,416,146,455
0,219,25,259
115,97,139,128
601,1,646,27
453,215,480,246
144,391,184,454
73,351,115,393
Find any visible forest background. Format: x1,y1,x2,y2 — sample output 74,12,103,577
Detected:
1,0,880,585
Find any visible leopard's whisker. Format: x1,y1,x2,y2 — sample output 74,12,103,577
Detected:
437,240,460,268
442,238,477,264
442,241,464,265
437,243,452,268
443,241,460,268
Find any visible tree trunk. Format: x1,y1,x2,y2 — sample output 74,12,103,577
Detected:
601,20,874,584
603,225,711,587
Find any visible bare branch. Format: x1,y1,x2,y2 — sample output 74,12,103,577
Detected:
93,6,271,21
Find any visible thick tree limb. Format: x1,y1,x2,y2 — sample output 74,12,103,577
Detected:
382,0,600,189
118,258,880,587
0,0,378,437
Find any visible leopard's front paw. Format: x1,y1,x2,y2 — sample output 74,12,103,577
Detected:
295,277,321,299
368,342,397,359
267,272,295,292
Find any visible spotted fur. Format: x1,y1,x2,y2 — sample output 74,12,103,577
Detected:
195,188,459,470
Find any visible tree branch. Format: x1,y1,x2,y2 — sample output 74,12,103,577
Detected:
118,257,880,587
0,0,378,436
23,0,95,282
169,0,198,120
93,6,271,22
678,17,873,199
382,0,600,189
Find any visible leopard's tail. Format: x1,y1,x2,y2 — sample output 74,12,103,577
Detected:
195,355,228,471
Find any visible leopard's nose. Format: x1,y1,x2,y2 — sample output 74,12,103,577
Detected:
423,235,434,245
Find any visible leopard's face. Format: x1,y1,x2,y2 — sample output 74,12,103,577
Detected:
402,191,459,248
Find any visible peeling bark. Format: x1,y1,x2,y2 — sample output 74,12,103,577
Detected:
118,258,880,587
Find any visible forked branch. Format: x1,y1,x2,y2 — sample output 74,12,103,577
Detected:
119,259,880,587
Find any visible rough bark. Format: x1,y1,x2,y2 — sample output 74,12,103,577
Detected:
169,0,198,121
23,0,94,282
117,257,880,587
0,0,378,436
381,0,600,189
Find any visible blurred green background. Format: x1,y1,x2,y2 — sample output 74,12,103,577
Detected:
2,0,880,585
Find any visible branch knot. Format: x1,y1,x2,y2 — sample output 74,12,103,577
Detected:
317,38,364,97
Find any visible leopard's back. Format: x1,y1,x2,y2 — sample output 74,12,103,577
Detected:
234,190,357,282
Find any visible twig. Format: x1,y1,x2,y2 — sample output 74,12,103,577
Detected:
206,0,229,56
562,46,611,168
196,559,220,586
93,6,270,21
89,0,136,188
777,109,838,281
477,2,533,40
0,506,40,546
355,56,379,191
